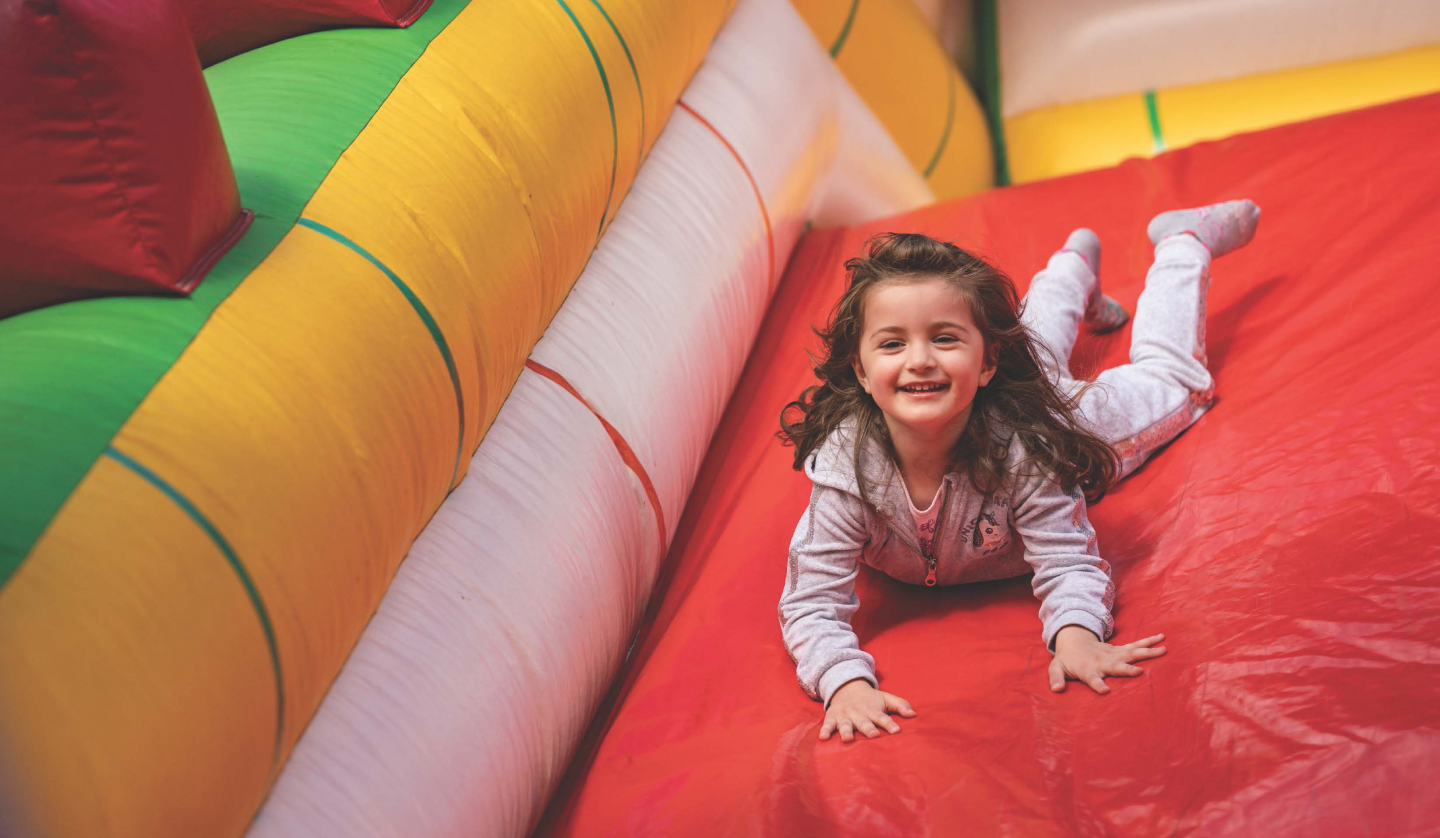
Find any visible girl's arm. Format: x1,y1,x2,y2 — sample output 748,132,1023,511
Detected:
778,483,877,707
1009,463,1115,652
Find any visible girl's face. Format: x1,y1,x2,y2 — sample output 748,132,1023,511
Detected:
851,276,996,438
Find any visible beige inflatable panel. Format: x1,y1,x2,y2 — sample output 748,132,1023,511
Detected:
998,0,1440,117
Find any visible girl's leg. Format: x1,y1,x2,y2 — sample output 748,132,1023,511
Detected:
1080,200,1260,478
1020,229,1127,382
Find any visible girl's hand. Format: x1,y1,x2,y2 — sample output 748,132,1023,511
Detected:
819,679,916,742
1049,627,1166,694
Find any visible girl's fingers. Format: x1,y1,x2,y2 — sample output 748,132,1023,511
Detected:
884,694,918,717
819,718,835,740
1128,645,1167,660
857,719,881,739
839,720,855,743
1048,657,1066,692
872,712,901,734
1125,634,1165,649
1108,663,1144,677
1085,673,1110,694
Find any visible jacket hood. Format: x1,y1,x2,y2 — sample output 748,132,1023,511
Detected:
803,416,901,499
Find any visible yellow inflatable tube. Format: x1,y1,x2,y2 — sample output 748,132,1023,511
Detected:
790,0,992,199
0,1,731,836
1006,44,1440,184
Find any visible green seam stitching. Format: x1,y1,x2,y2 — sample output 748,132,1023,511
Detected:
830,0,859,57
556,0,617,239
1145,90,1166,152
103,445,286,778
923,66,957,178
296,218,465,489
588,0,644,168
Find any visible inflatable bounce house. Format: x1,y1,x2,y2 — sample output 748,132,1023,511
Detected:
1,0,1438,835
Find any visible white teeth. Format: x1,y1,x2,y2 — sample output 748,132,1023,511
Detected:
901,384,945,392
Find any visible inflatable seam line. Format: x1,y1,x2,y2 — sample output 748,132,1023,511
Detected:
676,100,774,284
922,66,956,178
101,445,285,779
394,0,435,27
525,359,667,552
178,210,255,293
1145,90,1167,152
587,0,645,169
295,217,465,490
556,0,618,239
830,0,859,57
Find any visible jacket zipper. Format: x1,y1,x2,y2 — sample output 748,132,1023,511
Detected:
884,478,953,587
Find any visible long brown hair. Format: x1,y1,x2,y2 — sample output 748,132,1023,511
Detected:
778,232,1119,503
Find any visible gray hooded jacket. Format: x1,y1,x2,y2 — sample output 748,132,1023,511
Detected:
778,420,1116,706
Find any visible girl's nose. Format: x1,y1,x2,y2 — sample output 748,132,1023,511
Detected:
906,345,935,371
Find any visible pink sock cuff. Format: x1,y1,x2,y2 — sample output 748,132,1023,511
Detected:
1056,247,1092,269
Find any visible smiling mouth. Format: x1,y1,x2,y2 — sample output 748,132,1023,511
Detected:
898,383,948,394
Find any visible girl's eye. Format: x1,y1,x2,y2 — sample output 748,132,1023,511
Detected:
934,335,959,344
879,340,902,350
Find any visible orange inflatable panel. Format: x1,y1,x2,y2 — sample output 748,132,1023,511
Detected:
540,93,1440,837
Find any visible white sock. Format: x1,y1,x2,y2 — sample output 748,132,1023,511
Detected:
1147,200,1261,257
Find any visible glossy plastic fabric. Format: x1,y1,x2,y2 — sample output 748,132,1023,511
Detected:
0,2,730,837
790,0,991,200
0,0,247,317
187,0,430,66
540,94,1440,837
245,1,928,836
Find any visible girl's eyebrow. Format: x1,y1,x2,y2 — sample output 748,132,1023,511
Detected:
933,320,969,332
870,321,971,338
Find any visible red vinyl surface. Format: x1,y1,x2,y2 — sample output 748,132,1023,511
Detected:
0,0,246,317
187,0,431,66
540,94,1440,837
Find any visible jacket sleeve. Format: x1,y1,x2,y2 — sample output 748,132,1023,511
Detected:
778,482,877,706
1009,462,1116,651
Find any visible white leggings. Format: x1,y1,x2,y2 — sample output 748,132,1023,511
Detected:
1019,236,1215,479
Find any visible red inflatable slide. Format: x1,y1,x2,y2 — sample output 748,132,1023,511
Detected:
541,93,1440,837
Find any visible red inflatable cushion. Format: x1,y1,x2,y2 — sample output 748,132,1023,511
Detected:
186,0,432,66
0,0,250,319
541,93,1440,837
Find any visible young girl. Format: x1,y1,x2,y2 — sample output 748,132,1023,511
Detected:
777,200,1260,743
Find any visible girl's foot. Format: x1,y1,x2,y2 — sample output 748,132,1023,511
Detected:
1147,199,1261,257
1061,228,1130,333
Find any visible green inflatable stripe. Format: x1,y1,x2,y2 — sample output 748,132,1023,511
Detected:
830,0,859,58
0,0,469,587
976,0,1010,186
1145,90,1167,152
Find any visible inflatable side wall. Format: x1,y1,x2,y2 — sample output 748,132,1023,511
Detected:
0,1,733,835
